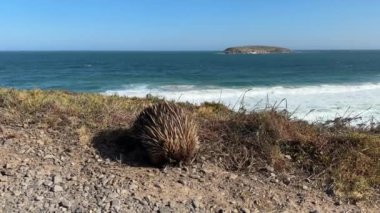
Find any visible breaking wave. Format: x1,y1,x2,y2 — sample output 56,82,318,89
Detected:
103,83,380,123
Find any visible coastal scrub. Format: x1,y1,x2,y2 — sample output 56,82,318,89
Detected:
0,88,379,201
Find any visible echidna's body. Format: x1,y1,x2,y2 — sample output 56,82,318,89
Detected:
131,102,199,166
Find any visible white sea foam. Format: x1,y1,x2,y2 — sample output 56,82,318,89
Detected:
103,83,380,123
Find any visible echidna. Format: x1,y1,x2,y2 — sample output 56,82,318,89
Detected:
131,102,199,166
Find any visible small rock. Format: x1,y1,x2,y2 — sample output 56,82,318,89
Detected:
199,169,208,174
109,193,119,199
241,208,250,213
35,196,44,201
270,173,276,177
167,201,175,208
44,154,56,159
53,185,64,192
59,200,71,208
83,185,90,192
36,139,44,145
178,179,186,185
266,166,274,172
158,206,172,213
154,183,162,189
53,175,62,184
129,182,138,191
302,185,308,190
111,200,121,212
192,199,200,209
189,174,201,180
284,155,292,160
4,163,12,169
0,176,8,182
0,169,14,176
282,177,291,185
74,207,84,213
270,179,279,183
43,180,53,187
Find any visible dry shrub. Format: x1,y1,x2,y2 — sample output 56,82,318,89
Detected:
1,88,379,201
198,110,311,172
199,108,379,201
322,132,380,200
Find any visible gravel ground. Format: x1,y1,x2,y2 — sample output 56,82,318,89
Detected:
1,120,377,213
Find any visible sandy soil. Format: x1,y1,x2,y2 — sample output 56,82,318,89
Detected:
1,119,377,213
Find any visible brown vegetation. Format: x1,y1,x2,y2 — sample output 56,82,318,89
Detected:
0,88,379,203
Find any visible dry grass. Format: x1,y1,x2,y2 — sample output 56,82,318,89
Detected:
0,88,379,201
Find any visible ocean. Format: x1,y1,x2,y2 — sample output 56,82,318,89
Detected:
1,50,380,123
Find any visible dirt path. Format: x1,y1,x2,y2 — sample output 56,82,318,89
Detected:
1,122,376,212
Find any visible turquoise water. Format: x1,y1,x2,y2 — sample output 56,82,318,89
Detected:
1,51,380,122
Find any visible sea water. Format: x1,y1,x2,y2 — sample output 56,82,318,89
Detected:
1,51,379,123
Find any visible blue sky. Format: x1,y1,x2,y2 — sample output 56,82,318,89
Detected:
1,0,380,50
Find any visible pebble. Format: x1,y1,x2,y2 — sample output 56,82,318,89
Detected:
43,180,53,187
36,139,44,145
241,208,250,213
54,175,62,184
189,174,201,180
129,181,139,191
35,196,44,201
53,185,64,192
0,176,8,182
59,200,71,209
191,199,200,209
154,183,162,189
270,179,279,183
302,185,308,190
158,206,172,213
111,200,121,212
282,177,291,185
5,163,13,169
44,154,56,159
178,179,187,185
266,166,275,172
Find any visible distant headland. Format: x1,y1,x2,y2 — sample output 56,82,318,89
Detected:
224,45,291,54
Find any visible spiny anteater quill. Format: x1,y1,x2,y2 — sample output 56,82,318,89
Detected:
131,102,199,167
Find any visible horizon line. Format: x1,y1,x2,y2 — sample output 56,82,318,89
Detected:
1,48,380,52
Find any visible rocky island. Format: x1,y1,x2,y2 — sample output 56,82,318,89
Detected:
224,45,291,54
